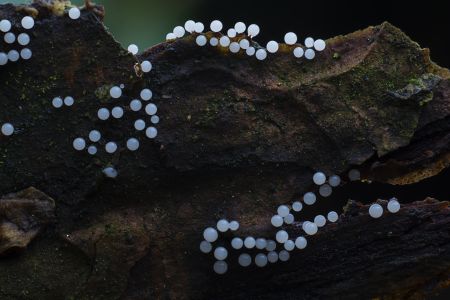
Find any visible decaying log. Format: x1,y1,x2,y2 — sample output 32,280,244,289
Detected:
0,1,449,299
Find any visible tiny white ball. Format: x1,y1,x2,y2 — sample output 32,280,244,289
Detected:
239,39,249,50
313,172,326,185
73,137,86,151
173,25,185,38
228,220,239,231
210,20,223,32
369,203,383,218
21,48,33,60
246,47,255,56
219,36,230,47
227,28,237,38
234,22,246,34
304,222,318,235
271,215,283,227
68,7,81,20
8,50,19,62
134,119,146,131
214,247,228,260
126,138,139,151
194,22,204,33
255,238,267,250
277,205,290,217
203,227,218,242
151,115,160,124
184,20,195,33
348,169,361,181
1,123,14,136
284,240,295,251
267,251,279,263
213,261,228,274
0,52,8,65
4,32,15,44
111,106,124,118
200,240,212,253
229,42,240,53
293,47,304,58
266,41,279,53
195,35,207,46
284,213,294,225
238,253,252,267
284,32,297,45
127,44,139,55
141,60,152,73
292,201,303,212
314,215,326,227
244,236,256,249
255,253,268,267
103,167,118,178
327,211,338,222
216,219,229,232
305,49,315,60
89,130,101,142
387,198,400,213
319,184,332,197
21,16,35,30
314,39,326,51
328,175,341,187
105,142,118,153
87,145,97,155
146,127,158,139
231,237,243,249
304,37,314,48
278,250,290,262
140,88,152,101
275,230,288,243
209,37,218,46
0,20,12,32
145,103,157,115
130,99,142,111
52,97,63,108
295,236,307,249
266,240,277,251
166,33,176,40
110,86,122,98
303,192,316,205
247,24,260,37
64,96,74,106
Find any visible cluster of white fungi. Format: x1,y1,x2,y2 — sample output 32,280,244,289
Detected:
200,168,401,274
165,20,326,61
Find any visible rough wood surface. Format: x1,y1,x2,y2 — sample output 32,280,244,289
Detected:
0,1,449,299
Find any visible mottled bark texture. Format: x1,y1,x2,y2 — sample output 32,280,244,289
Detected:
0,1,449,299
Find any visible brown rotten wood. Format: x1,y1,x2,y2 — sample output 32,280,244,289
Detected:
0,1,449,299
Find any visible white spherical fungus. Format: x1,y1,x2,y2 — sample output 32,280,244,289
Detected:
305,49,315,60
194,22,204,33
17,33,30,46
292,201,303,212
244,236,256,249
203,227,218,242
209,37,218,46
387,198,400,213
21,16,34,30
303,192,316,205
214,247,228,260
140,89,152,101
246,47,255,56
328,175,341,187
112,106,124,118
184,20,195,33
134,119,146,131
219,36,230,47
239,39,249,50
21,48,32,62
277,205,290,217
276,230,289,243
314,39,326,51
130,99,142,111
216,219,229,232
313,171,326,185
173,26,185,38
0,20,11,32
255,238,267,250
52,97,63,108
4,32,15,44
266,41,279,53
105,142,118,153
73,137,86,151
64,96,74,106
228,220,239,231
304,37,314,48
293,47,304,58
229,42,240,53
247,24,260,37
210,20,223,32
227,28,237,38
267,251,278,263
103,167,118,178
369,203,383,218
126,138,139,151
319,184,332,197
0,52,8,65
87,145,97,155
146,127,158,139
145,103,157,115
255,253,268,267
141,60,152,73
271,215,283,227
195,35,207,46
314,215,326,227
127,44,139,55
8,50,19,62
295,236,307,249
1,123,14,136
284,32,297,45
166,33,176,40
284,213,294,225
304,222,318,235
68,7,81,20
213,261,228,274
278,250,290,262
327,211,338,222
200,240,212,253
110,86,122,98
348,169,361,181
238,253,252,267
266,240,277,251
231,237,243,249
284,240,295,251
89,130,101,142
234,22,246,34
